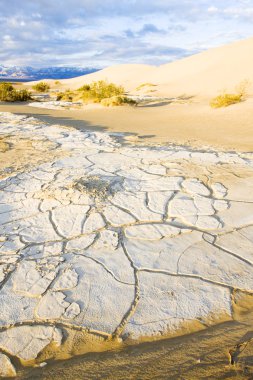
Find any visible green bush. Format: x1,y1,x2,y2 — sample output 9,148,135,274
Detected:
0,83,31,102
32,82,50,92
79,81,124,102
100,95,136,107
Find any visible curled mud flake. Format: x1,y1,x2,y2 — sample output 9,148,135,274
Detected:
125,224,162,240
125,223,182,241
103,205,136,226
83,212,106,234
215,226,253,264
40,198,62,212
21,241,63,259
0,353,16,378
182,178,210,196
95,230,119,250
52,268,79,291
112,191,162,222
66,234,96,251
211,182,228,198
52,204,90,239
202,233,216,244
213,199,229,212
63,302,81,319
124,176,182,192
0,235,24,255
0,325,63,361
36,291,70,319
13,261,57,297
147,191,174,215
194,215,222,230
169,194,197,218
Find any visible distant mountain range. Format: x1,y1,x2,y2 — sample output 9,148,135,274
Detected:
0,65,99,81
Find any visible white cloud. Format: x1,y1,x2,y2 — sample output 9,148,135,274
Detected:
0,0,252,67
207,6,218,13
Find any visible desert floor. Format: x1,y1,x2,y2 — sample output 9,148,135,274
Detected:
0,103,253,379
19,304,253,380
1,98,253,151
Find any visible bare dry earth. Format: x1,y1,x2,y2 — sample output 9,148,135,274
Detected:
0,112,253,378
19,301,253,380
1,99,253,152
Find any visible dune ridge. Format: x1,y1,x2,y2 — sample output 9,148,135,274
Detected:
27,37,253,99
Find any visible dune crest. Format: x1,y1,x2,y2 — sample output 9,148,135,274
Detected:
46,37,253,98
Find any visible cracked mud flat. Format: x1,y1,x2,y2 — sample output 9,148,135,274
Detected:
0,111,253,376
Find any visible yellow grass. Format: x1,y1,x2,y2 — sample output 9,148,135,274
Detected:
0,83,31,102
210,93,243,108
78,80,124,103
32,82,50,92
210,80,250,108
100,95,136,107
136,83,157,91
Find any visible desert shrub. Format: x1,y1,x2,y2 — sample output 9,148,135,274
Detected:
210,93,243,108
79,81,124,102
32,82,50,92
56,91,73,101
136,83,156,91
14,89,32,101
210,80,250,108
54,80,61,85
100,95,137,107
235,79,250,97
0,82,14,92
0,83,31,102
78,84,91,91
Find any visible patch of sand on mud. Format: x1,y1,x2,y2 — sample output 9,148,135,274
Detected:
0,136,62,179
0,138,9,153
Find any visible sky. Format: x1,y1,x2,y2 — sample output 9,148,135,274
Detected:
0,0,253,68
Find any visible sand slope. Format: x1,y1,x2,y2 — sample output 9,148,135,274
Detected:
33,37,253,98
63,64,155,91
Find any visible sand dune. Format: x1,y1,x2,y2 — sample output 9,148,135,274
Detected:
152,36,253,98
63,64,155,91
30,37,253,99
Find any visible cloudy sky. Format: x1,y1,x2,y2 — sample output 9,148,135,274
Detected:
0,0,253,68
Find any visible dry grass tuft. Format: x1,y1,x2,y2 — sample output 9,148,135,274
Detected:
100,95,136,107
210,80,250,108
32,82,50,92
78,80,125,103
0,83,31,102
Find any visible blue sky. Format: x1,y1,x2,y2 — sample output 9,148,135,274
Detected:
0,0,252,68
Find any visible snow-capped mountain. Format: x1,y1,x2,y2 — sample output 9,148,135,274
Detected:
0,65,99,81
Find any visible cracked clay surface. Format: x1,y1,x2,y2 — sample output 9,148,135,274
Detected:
0,112,253,374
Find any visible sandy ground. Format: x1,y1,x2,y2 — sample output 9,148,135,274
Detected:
1,99,253,152
19,295,253,380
